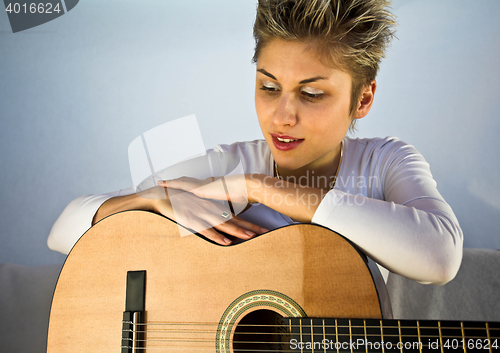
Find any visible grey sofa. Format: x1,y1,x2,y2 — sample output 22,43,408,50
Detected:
1,248,499,352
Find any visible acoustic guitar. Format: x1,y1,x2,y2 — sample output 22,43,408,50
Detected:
47,210,499,352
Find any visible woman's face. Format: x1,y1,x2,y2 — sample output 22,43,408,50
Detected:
255,39,361,172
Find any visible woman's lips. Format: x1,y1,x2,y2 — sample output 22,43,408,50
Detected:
271,134,304,151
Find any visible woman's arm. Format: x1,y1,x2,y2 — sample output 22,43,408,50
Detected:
246,174,323,222
311,191,462,285
48,186,267,255
92,193,154,225
47,192,122,254
245,174,462,285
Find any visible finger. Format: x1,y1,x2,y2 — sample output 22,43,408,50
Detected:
230,215,270,235
198,227,233,246
211,216,266,240
158,179,191,189
204,202,269,238
158,176,194,188
191,208,248,241
177,212,233,245
158,176,218,189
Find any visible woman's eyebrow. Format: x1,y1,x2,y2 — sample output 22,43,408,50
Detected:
257,68,277,80
257,68,326,84
299,76,326,84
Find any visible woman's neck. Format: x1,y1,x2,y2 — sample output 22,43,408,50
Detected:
276,143,343,190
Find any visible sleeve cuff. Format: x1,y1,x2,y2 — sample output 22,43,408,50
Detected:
311,189,347,226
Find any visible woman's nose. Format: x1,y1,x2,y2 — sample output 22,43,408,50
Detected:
272,93,298,127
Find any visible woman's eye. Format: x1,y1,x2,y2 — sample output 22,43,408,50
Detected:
260,83,280,94
301,87,324,101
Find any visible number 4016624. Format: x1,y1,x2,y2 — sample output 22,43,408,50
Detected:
5,3,62,14
443,339,499,350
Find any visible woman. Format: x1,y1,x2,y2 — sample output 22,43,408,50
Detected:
48,0,463,285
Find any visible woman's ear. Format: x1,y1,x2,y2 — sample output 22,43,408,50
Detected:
354,80,377,119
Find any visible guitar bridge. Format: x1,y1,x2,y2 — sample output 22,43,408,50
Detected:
121,271,146,353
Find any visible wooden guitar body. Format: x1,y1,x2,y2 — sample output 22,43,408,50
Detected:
46,210,390,352
48,210,500,352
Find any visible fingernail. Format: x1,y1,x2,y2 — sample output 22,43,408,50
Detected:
261,228,269,233
223,237,232,244
245,231,256,237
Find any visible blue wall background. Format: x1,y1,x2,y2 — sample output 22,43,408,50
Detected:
0,0,499,266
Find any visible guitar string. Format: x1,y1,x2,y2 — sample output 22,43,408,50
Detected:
124,329,434,338
129,320,499,327
121,343,472,350
121,337,460,348
122,328,496,340
124,321,499,332
119,340,475,352
120,348,448,352
123,327,498,339
121,348,474,352
122,335,493,343
119,346,450,352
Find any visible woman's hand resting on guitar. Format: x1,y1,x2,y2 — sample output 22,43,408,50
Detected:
141,185,268,246
92,183,268,246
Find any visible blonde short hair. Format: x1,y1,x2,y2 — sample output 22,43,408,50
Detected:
253,0,396,131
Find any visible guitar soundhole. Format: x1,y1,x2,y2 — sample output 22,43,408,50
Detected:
233,309,291,352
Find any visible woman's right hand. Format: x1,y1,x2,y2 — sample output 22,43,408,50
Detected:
139,186,268,245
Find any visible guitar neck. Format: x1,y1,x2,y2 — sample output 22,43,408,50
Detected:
287,317,500,352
